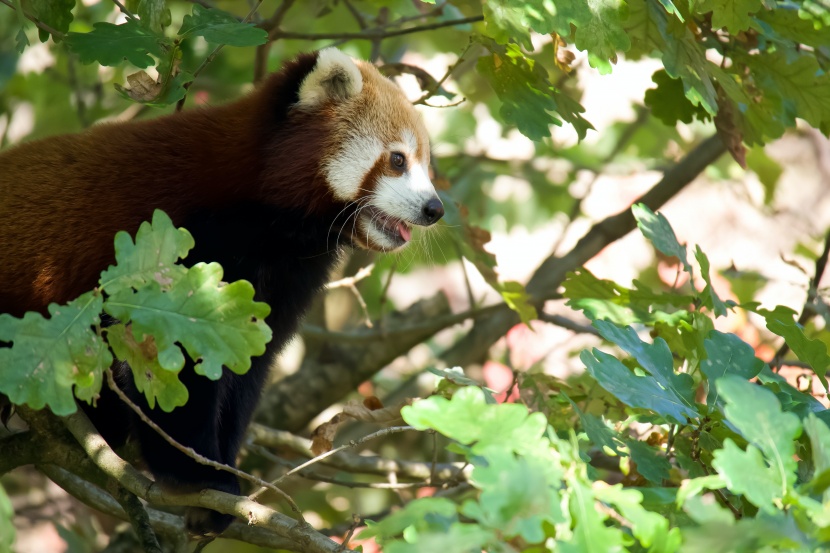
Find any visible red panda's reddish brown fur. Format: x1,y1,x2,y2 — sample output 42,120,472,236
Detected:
0,54,341,316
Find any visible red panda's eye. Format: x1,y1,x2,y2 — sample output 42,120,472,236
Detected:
390,152,406,170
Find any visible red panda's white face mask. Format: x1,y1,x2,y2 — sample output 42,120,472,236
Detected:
296,48,443,252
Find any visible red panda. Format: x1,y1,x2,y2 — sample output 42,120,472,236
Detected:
0,48,443,536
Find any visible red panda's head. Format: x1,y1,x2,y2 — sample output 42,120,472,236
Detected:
289,48,444,253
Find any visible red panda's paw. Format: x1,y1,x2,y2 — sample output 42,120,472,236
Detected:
185,506,235,538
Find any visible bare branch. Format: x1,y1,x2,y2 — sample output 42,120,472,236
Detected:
440,134,728,368
248,423,466,481
250,426,417,499
271,16,483,41
103,368,303,517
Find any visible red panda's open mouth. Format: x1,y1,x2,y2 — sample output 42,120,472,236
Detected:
363,206,412,246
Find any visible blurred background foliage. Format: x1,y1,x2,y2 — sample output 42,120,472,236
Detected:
2,0,830,552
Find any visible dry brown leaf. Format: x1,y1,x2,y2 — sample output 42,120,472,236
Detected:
309,398,415,456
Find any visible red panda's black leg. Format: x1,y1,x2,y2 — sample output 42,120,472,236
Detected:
120,362,242,536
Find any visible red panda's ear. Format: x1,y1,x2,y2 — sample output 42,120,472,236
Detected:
296,48,363,109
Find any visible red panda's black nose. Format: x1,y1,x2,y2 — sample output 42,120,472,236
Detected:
422,198,444,225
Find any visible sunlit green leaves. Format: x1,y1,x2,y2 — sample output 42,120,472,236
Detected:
712,376,801,512
477,39,593,141
498,281,537,327
0,293,109,416
695,0,763,32
403,386,547,455
756,305,830,387
463,450,564,543
572,0,630,74
179,4,266,46
580,348,699,423
66,19,168,68
106,324,188,412
105,262,271,380
751,51,830,134
99,210,194,296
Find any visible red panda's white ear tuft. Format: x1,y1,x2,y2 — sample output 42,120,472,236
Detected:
296,48,363,109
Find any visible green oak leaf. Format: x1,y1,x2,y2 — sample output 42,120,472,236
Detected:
593,319,697,408
382,524,495,553
99,209,194,296
594,485,681,550
106,324,188,412
659,17,717,115
803,413,830,497
578,410,622,455
402,386,548,456
715,375,801,506
756,305,830,388
498,280,537,327
477,39,593,141
26,0,74,42
754,8,830,50
580,348,699,423
15,27,29,53
462,450,564,543
0,292,109,416
359,497,458,542
624,0,669,59
573,0,631,74
694,246,728,317
627,439,671,484
700,331,764,406
179,4,267,47
0,483,13,553
482,0,588,50
752,51,830,133
563,480,626,552
129,0,169,31
104,262,271,380
712,439,787,513
65,19,168,68
645,69,710,126
633,203,692,275
695,0,763,32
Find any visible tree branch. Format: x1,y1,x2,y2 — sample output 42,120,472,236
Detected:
440,134,728,368
270,16,482,41
248,423,466,481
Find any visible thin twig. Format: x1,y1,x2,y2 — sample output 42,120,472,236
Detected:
326,264,375,289
112,0,138,20
0,0,63,38
414,41,472,105
248,423,465,481
250,426,417,499
104,368,303,517
271,15,483,41
177,0,264,111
